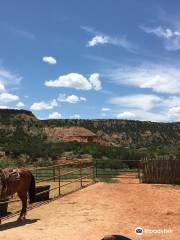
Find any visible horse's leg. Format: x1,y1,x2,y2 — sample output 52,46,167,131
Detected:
17,191,27,221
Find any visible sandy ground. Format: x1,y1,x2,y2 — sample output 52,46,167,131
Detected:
0,177,180,240
5,179,93,214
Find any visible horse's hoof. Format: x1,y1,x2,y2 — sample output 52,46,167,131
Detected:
17,216,25,222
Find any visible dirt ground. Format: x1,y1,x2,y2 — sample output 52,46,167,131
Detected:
0,177,180,240
5,179,93,214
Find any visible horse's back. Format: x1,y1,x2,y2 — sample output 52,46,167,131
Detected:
1,168,32,197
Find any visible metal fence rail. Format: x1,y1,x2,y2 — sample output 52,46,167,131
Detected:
94,159,141,179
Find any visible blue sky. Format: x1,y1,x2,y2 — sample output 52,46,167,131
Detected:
0,0,180,121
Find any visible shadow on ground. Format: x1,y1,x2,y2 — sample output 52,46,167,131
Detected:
0,218,39,231
102,235,132,240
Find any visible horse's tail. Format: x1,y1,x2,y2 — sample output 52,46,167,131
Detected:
28,172,36,203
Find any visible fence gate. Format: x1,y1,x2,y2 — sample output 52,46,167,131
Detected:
95,159,141,181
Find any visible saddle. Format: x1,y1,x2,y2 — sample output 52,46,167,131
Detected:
0,169,20,199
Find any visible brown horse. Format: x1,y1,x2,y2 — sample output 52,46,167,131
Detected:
0,168,35,221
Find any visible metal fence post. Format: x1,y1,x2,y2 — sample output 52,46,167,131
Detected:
80,161,83,188
58,166,61,196
138,161,140,182
95,159,98,178
35,166,38,180
53,166,56,182
93,160,96,182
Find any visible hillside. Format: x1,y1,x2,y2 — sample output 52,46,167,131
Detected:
0,109,47,159
0,109,180,162
42,119,180,148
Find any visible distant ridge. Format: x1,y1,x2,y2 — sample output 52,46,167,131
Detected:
0,108,36,118
0,108,179,151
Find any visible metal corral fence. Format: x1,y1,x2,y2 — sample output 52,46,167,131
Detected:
0,160,95,223
94,159,141,180
141,156,180,184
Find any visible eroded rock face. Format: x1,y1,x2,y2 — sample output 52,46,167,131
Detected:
44,126,109,145
0,109,35,118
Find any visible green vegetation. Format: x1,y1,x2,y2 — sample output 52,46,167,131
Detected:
1,139,143,166
0,159,10,168
0,109,179,167
30,166,92,180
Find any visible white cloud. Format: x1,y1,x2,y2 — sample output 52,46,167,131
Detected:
0,105,9,109
0,93,19,103
162,96,180,108
88,35,109,47
16,101,25,108
141,26,176,39
0,82,5,92
45,73,102,91
168,106,180,120
65,95,80,104
89,73,102,90
43,56,57,65
114,108,169,122
117,111,136,119
82,26,136,52
110,93,180,122
168,106,180,115
141,25,180,51
101,107,110,112
70,114,81,119
30,99,58,111
48,112,62,119
108,63,180,94
110,94,161,110
57,94,87,104
0,67,22,107
122,110,168,122
0,68,22,86
80,97,87,101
